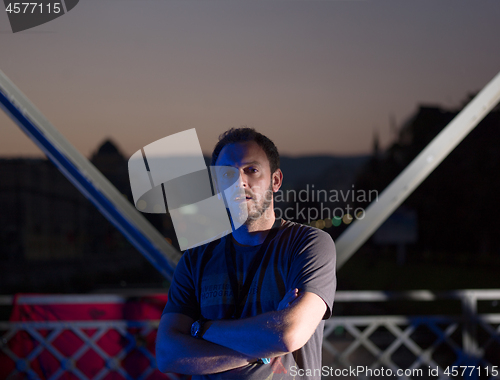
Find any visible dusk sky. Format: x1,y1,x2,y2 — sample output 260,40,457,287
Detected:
1,0,500,159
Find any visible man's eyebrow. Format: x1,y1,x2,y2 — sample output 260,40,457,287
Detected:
215,160,262,167
241,161,262,167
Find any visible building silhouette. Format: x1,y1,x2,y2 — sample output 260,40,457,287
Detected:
0,140,170,293
354,101,500,263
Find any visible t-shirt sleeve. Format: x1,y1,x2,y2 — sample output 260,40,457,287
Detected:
286,228,336,319
162,251,200,321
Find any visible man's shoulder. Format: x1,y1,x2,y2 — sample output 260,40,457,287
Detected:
279,219,334,245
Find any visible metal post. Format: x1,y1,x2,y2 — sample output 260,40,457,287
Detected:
462,290,479,378
335,71,500,269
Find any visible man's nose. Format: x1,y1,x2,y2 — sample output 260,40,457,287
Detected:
237,171,248,188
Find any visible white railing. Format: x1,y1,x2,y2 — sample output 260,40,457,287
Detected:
322,290,500,380
1,290,500,379
0,320,169,380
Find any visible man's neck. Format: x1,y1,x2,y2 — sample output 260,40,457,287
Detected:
232,212,276,246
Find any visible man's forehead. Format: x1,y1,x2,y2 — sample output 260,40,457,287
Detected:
215,141,269,168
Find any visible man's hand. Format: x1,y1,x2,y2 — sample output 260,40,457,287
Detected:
278,288,299,311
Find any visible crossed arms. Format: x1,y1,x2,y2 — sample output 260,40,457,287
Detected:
155,290,327,375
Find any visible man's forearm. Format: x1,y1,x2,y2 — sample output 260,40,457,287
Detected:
201,291,327,358
202,309,292,358
157,329,256,375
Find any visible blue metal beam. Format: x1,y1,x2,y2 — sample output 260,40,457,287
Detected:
0,69,180,281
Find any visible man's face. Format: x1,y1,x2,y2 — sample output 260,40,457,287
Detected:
215,140,281,226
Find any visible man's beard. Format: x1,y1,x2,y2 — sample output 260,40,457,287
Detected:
244,182,273,226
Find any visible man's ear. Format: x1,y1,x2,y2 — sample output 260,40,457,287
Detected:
272,169,283,192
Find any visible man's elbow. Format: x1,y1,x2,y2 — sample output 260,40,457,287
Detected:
155,336,179,374
156,359,169,374
278,291,327,353
155,345,171,373
280,328,307,353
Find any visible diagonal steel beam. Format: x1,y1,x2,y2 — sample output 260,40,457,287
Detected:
336,70,500,269
0,69,181,281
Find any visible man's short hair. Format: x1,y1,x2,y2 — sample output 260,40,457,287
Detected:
211,127,280,174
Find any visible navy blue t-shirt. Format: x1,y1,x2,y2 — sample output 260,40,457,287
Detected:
163,220,336,380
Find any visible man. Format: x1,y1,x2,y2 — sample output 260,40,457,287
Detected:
156,128,336,379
